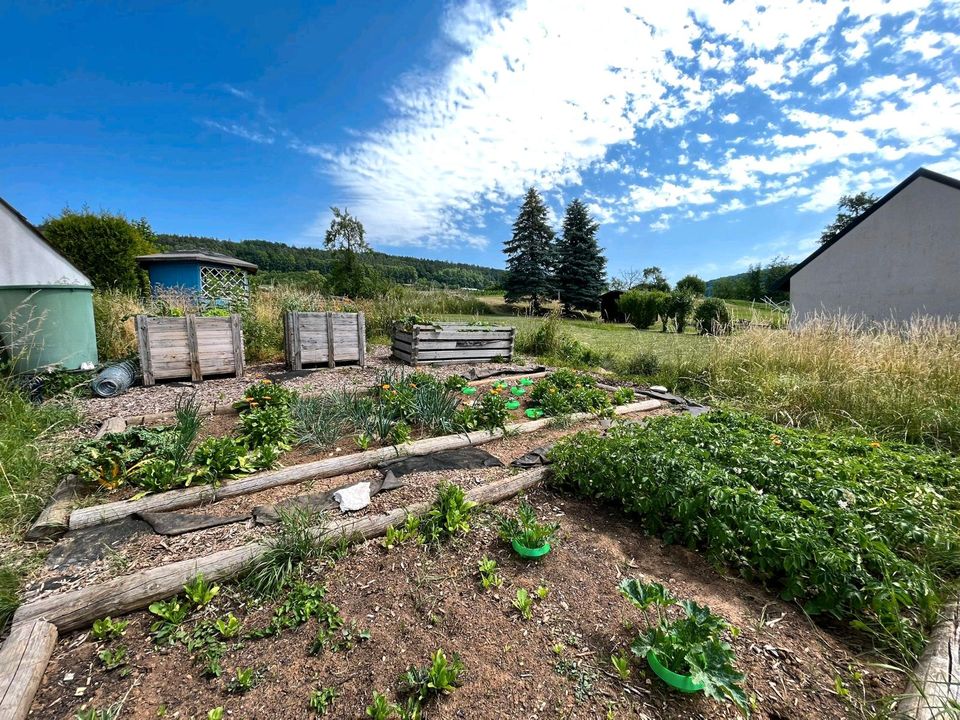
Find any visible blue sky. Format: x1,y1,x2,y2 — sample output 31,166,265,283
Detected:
2,0,958,281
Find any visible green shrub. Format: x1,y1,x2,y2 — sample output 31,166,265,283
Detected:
549,410,960,660
668,290,696,333
619,290,669,330
530,370,610,416
693,298,732,335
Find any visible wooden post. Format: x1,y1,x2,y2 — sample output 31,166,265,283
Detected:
357,313,366,368
325,312,335,368
411,325,420,367
230,313,245,378
507,327,516,361
135,315,155,386
185,314,202,382
0,619,58,720
285,312,303,372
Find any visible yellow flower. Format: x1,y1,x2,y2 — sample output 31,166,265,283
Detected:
769,433,781,445
869,441,881,448
245,397,254,402
410,383,417,389
549,387,557,394
382,384,391,390
261,379,273,384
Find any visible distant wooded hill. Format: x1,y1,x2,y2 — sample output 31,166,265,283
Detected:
707,259,793,303
154,234,506,290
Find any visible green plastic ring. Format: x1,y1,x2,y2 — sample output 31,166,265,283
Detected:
646,651,705,693
511,538,551,558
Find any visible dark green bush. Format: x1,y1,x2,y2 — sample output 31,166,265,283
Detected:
618,290,669,330
668,290,696,333
617,350,661,377
549,410,960,660
693,298,732,335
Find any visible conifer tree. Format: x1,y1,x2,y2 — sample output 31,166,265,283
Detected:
503,188,555,313
554,199,606,312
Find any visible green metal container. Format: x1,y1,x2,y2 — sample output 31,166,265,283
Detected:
0,285,98,373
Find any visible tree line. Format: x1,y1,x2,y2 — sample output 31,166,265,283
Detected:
33,207,505,295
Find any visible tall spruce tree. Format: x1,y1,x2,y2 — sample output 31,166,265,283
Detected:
503,188,555,313
555,199,606,312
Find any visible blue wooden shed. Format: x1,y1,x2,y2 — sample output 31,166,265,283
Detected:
136,251,258,305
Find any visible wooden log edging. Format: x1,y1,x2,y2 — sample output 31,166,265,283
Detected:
0,620,58,720
897,596,960,719
24,475,83,542
16,467,549,633
69,401,660,531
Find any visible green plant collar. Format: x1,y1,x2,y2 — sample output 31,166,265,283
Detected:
646,650,704,693
511,538,550,558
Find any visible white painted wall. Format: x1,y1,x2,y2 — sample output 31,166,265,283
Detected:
0,201,91,287
791,176,960,323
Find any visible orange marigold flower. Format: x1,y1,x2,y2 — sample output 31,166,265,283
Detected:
869,441,881,448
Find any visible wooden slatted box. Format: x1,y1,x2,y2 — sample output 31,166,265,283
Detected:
284,311,366,371
392,323,515,366
136,315,245,386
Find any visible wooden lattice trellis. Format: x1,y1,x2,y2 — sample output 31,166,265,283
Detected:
200,265,249,304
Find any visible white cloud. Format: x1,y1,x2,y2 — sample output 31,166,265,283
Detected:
248,0,960,248
799,167,895,212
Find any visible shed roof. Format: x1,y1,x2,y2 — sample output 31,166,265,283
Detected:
136,251,258,273
0,195,92,288
772,167,960,291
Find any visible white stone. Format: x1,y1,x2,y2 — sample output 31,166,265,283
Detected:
333,482,372,512
649,385,668,393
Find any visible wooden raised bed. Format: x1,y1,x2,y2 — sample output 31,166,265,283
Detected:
392,323,515,366
136,315,244,386
283,311,366,371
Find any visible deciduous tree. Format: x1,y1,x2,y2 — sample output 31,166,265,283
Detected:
819,192,878,244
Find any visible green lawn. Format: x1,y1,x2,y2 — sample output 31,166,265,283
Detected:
433,313,712,362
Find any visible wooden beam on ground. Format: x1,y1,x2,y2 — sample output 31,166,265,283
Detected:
0,619,58,720
17,467,549,633
70,401,660,531
897,597,960,719
25,475,83,542
93,416,127,440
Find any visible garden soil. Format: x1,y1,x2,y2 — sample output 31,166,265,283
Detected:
29,488,901,719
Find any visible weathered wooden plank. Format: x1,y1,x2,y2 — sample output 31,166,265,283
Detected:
325,312,335,369
136,315,155,386
415,331,514,341
187,315,206,382
0,619,57,720
416,340,514,351
414,348,516,360
69,400,660,530
898,597,960,719
357,313,366,368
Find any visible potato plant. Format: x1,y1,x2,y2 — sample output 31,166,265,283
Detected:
550,410,960,659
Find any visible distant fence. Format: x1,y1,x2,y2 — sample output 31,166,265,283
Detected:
283,311,366,371
392,323,514,366
136,315,244,386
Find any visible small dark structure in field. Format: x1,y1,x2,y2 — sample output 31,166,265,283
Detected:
137,251,258,305
600,290,626,323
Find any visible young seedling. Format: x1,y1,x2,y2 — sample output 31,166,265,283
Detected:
513,588,533,620
309,686,337,715
535,584,550,600
477,556,503,590
398,648,465,706
215,613,242,638
97,646,127,671
611,650,631,680
552,643,565,656
184,573,220,607
355,431,372,450
148,598,190,645
207,709,224,720
91,617,128,641
365,691,399,720
226,667,257,694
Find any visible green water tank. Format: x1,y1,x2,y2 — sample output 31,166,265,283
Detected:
0,285,99,373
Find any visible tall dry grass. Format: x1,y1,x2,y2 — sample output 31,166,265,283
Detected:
695,314,960,451
93,286,489,364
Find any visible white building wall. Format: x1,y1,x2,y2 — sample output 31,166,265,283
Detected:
0,202,91,287
791,176,960,323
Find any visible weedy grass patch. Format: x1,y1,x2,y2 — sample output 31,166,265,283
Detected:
549,410,960,661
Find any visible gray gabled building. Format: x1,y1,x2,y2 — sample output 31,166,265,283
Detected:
775,167,960,323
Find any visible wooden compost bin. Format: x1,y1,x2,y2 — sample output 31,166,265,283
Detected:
283,311,366,370
136,314,244,386
392,323,515,366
